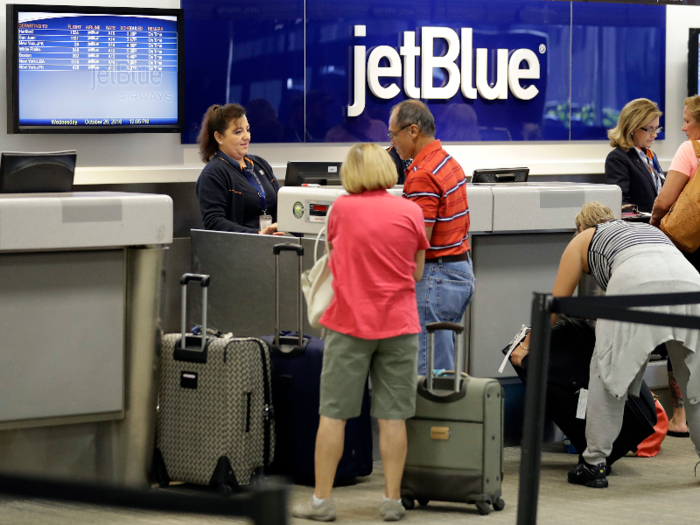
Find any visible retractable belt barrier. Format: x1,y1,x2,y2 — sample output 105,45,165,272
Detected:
517,291,700,525
0,472,288,525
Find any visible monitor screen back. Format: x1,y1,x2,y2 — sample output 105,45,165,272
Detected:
0,151,76,193
285,161,342,186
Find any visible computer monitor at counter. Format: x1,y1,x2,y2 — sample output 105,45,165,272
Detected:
472,167,529,183
284,161,343,187
0,151,76,193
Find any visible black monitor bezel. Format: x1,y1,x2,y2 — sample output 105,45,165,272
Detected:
6,3,185,134
472,167,529,183
689,28,700,97
284,161,343,187
0,150,77,193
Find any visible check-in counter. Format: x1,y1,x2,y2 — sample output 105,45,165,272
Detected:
0,192,172,488
277,182,622,380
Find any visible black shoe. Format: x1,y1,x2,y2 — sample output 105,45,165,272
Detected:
568,460,608,488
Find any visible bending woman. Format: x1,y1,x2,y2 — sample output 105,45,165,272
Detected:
292,143,429,521
195,103,282,234
511,202,700,488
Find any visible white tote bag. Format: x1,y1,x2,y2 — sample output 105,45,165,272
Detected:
301,224,334,328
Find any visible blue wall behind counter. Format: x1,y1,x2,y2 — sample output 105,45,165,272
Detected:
182,0,666,144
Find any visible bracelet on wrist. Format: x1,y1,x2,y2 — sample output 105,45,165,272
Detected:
520,342,529,350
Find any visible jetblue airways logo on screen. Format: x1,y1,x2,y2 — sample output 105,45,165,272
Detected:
348,25,544,117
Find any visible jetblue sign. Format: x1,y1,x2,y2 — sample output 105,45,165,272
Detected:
348,25,543,117
182,0,666,143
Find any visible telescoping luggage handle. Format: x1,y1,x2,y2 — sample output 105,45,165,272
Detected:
179,273,210,352
273,244,304,347
426,321,464,393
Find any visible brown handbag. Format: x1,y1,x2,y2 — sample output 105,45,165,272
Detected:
660,140,700,253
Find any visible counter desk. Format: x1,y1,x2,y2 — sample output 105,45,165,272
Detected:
0,192,172,488
276,181,622,379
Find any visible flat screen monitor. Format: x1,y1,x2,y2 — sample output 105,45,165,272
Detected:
284,161,343,187
0,150,76,193
6,4,184,134
689,28,700,97
472,167,529,183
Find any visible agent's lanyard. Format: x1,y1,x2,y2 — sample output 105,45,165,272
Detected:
219,155,267,213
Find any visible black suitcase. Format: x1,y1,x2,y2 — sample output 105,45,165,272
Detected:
154,274,275,494
508,316,656,465
262,244,373,485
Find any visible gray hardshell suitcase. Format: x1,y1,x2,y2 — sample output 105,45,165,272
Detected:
401,321,505,515
154,274,274,494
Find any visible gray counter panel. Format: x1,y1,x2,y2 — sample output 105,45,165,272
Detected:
0,250,126,423
469,232,573,378
190,230,321,338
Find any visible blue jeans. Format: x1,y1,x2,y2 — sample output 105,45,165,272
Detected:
415,258,475,376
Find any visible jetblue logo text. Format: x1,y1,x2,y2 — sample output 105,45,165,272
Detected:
348,26,543,117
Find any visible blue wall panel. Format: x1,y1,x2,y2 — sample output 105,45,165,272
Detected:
182,0,665,144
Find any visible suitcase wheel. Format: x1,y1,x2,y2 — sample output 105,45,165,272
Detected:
400,496,415,510
493,498,505,512
475,501,492,515
417,498,429,507
217,483,234,497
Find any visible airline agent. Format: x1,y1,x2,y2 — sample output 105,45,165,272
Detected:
196,103,283,235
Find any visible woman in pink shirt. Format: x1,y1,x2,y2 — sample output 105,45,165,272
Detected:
650,94,700,439
651,95,700,237
293,143,430,522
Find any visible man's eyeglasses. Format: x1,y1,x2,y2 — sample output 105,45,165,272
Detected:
640,126,663,134
387,124,411,140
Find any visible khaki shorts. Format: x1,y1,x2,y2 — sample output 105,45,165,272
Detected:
320,329,418,420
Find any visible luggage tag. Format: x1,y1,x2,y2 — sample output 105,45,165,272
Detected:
576,388,588,419
259,213,273,231
499,324,531,373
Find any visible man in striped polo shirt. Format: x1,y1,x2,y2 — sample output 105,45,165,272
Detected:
388,100,474,376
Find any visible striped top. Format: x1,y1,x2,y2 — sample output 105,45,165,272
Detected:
588,220,675,291
402,140,470,258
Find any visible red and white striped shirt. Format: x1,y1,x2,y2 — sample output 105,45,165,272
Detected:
402,140,470,259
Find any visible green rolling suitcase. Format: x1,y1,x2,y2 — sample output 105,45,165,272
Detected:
401,321,505,516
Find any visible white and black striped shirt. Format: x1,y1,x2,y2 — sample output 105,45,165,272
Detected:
588,220,674,291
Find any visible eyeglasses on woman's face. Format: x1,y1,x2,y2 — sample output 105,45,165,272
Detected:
640,126,663,134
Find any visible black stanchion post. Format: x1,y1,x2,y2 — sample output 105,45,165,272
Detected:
516,293,554,525
248,478,289,525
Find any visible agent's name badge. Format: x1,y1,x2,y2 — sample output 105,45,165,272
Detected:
259,214,273,231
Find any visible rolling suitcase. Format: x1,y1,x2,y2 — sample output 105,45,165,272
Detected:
507,316,656,464
401,321,505,516
154,273,275,495
263,243,373,485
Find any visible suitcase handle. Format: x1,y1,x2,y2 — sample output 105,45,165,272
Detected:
426,322,463,334
273,244,304,256
273,243,304,347
180,273,210,352
426,321,464,393
180,273,211,287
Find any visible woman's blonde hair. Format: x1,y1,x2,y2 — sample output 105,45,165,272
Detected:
575,202,616,232
340,143,398,194
685,95,700,125
607,98,662,150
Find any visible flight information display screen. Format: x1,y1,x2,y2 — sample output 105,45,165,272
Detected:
6,5,183,133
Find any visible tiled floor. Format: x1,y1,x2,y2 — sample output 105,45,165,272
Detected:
1,437,698,524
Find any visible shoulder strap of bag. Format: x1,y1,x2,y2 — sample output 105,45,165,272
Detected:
692,140,700,158
313,205,332,263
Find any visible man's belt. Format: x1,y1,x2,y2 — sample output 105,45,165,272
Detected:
426,251,470,264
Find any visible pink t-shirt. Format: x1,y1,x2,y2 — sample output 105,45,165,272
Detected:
669,140,700,179
319,190,430,340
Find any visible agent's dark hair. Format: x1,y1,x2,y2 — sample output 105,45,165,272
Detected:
197,103,246,162
391,99,436,137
